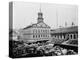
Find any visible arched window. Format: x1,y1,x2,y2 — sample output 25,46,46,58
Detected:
43,30,45,32
55,35,56,38
43,35,45,37
41,35,42,37
45,30,47,33
74,34,76,39
35,30,37,33
38,35,40,38
33,30,35,33
71,34,72,39
33,35,35,38
63,35,65,39
46,35,47,37
41,30,42,32
38,30,40,33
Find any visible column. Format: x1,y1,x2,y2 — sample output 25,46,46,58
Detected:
59,35,61,39
69,34,71,39
69,34,71,40
62,35,64,39
75,33,78,39
72,34,74,40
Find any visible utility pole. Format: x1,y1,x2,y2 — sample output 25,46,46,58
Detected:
72,22,75,26
56,7,58,28
65,22,67,27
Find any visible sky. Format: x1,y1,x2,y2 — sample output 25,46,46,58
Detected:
13,2,78,29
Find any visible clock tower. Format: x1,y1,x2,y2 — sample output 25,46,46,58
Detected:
37,8,44,23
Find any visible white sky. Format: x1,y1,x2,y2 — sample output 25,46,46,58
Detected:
13,2,78,29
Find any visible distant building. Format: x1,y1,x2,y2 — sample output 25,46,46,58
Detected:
51,26,78,45
19,9,51,42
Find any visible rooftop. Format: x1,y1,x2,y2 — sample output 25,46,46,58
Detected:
51,26,78,34
23,22,50,30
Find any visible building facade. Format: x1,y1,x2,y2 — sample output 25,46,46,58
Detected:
19,9,51,42
51,26,78,45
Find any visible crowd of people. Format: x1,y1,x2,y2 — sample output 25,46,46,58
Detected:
9,40,77,58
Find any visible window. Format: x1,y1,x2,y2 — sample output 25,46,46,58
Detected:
35,30,37,33
33,30,34,33
74,34,76,39
43,30,45,32
46,35,47,37
33,35,35,38
74,34,78,39
57,35,59,38
71,35,72,39
41,35,42,37
43,35,45,37
38,30,40,33
36,35,37,38
41,30,42,32
48,35,49,37
77,34,78,38
64,35,65,39
38,35,40,38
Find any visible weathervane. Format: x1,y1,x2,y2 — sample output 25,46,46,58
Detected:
40,3,41,12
